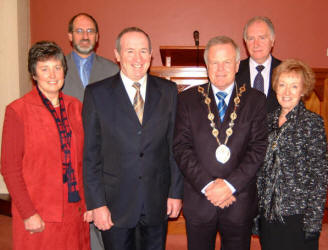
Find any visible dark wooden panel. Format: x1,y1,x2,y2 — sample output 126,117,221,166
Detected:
160,46,206,66
0,194,11,217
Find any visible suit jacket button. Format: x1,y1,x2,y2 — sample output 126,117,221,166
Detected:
139,176,142,180
137,130,142,135
139,153,144,157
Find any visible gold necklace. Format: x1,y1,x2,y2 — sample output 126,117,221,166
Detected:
198,83,246,164
271,121,290,150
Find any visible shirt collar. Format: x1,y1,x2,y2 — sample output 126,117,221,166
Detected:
249,55,272,71
72,51,94,66
211,82,234,96
120,71,147,87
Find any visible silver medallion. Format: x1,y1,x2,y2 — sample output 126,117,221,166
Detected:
215,145,231,164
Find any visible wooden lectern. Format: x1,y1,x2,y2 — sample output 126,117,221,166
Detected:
159,45,206,67
151,46,208,92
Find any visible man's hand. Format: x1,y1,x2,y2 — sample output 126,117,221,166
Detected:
83,210,93,223
205,179,233,206
167,198,182,218
24,213,45,234
93,206,114,231
217,195,236,208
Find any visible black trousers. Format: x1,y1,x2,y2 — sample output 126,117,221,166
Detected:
185,213,252,250
260,214,318,250
101,218,167,250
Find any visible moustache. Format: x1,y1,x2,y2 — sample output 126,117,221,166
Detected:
80,39,90,43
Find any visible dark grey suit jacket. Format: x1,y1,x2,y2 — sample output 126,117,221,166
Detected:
173,82,268,224
236,56,281,113
63,52,119,101
82,73,183,228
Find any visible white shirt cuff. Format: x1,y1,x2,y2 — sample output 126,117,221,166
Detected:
201,180,236,194
201,181,214,194
223,180,236,194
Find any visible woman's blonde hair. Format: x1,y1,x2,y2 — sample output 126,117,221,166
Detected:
272,59,315,98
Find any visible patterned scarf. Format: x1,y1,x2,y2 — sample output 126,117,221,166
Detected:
260,121,291,223
37,87,81,202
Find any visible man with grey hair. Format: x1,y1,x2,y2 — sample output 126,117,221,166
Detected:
63,13,119,101
82,26,183,250
174,35,267,250
236,16,281,112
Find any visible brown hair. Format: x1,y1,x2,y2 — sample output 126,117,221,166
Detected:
28,41,67,77
68,13,98,33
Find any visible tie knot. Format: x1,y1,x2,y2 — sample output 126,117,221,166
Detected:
216,91,227,101
80,58,87,66
256,65,265,72
132,82,141,90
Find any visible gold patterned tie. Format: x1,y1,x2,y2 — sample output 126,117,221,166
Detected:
132,82,144,124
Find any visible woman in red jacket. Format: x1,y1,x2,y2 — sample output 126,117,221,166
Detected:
1,41,90,250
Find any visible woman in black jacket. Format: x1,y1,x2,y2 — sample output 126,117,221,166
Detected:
257,59,328,250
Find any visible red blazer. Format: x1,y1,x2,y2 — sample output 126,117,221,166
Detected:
1,87,86,222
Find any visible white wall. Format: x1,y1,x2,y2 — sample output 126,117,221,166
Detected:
0,0,31,193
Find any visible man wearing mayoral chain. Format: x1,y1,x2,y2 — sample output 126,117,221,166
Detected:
173,36,268,250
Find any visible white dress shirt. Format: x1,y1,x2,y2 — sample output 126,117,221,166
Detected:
120,71,147,104
249,56,272,96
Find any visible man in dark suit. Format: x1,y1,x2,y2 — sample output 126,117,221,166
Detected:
82,27,183,250
173,36,268,250
236,16,281,113
63,13,119,250
63,13,119,101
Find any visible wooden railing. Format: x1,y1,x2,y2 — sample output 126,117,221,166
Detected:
304,68,328,137
0,194,11,216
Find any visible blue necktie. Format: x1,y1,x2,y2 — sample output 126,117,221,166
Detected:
253,65,265,93
216,91,227,122
79,59,88,88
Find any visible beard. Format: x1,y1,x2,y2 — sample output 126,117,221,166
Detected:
73,39,95,55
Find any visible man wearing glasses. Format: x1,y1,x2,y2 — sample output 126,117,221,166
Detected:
63,13,119,101
63,13,119,250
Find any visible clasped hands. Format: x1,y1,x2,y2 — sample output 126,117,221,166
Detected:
204,178,236,208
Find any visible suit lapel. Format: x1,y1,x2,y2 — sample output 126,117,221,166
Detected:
238,58,251,88
267,56,281,112
197,84,220,128
207,85,221,127
220,83,247,143
66,53,83,85
142,75,161,126
219,84,238,143
109,74,141,125
89,54,100,83
223,85,237,121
